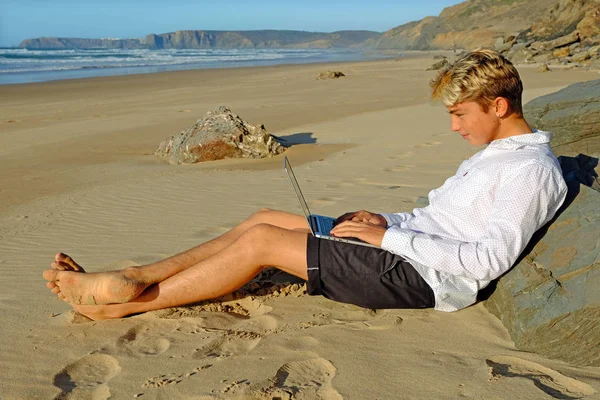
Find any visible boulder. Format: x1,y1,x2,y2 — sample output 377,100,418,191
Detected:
495,35,517,53
426,58,449,71
536,64,551,72
553,46,571,58
317,71,345,80
155,106,285,165
524,79,600,155
507,46,537,64
572,50,592,62
532,53,556,64
543,31,581,51
484,154,600,366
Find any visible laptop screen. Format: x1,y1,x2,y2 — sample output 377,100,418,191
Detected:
284,156,315,234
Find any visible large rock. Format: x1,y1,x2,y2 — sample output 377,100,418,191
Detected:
484,155,600,366
524,79,600,155
155,106,285,165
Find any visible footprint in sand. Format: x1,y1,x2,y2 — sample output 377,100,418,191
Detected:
53,354,121,400
414,140,442,148
142,363,213,389
383,164,415,173
312,197,343,207
116,325,171,356
334,181,356,188
486,355,596,399
192,315,277,359
222,358,342,399
387,151,414,160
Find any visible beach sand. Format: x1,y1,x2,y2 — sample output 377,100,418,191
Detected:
1,57,599,399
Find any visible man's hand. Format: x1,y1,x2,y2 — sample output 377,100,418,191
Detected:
330,220,387,247
334,210,387,228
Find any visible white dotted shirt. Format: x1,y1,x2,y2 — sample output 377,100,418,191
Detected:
380,130,567,312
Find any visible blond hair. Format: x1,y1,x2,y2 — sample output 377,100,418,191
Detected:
431,49,524,115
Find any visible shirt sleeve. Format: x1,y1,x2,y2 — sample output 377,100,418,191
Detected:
380,163,567,281
380,211,415,227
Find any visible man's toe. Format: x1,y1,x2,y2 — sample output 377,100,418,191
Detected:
51,261,66,271
43,269,60,282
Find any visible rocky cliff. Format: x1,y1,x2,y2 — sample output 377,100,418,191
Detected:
20,30,380,50
19,37,147,49
373,0,599,51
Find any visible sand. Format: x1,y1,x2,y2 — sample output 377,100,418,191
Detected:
0,56,599,399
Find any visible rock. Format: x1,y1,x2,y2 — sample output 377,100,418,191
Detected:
494,37,505,50
532,53,556,64
426,58,449,71
536,64,551,72
508,46,537,64
589,44,600,57
543,30,581,51
571,50,592,62
524,79,600,155
484,154,600,366
317,71,345,80
495,35,517,53
155,106,285,165
553,47,571,58
496,41,516,54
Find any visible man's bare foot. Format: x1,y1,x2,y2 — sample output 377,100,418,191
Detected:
72,303,129,320
51,253,86,272
43,253,150,305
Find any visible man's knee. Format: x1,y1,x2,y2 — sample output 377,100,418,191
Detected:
243,223,276,240
249,208,275,221
238,223,280,256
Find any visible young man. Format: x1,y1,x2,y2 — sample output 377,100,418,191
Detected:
43,49,567,320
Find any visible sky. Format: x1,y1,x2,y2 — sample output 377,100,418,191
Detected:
0,0,463,47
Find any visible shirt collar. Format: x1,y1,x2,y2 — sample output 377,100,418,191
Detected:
487,130,552,150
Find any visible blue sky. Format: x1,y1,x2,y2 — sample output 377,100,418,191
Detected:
0,0,463,47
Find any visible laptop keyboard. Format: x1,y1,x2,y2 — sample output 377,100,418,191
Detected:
315,216,335,235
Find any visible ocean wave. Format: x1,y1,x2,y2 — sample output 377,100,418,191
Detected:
0,48,387,84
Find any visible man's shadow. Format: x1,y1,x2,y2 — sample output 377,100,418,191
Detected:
478,154,599,301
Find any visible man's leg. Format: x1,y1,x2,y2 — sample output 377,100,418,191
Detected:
57,224,309,320
46,209,308,302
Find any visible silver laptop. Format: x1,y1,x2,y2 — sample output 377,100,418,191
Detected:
284,156,379,248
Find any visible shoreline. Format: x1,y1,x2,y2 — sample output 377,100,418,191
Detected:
0,49,399,86
0,49,458,87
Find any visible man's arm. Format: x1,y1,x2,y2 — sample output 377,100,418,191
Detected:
381,164,567,281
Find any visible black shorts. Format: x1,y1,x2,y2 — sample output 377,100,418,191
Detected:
306,235,435,309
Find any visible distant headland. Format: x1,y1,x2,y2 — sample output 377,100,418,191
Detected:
19,30,381,50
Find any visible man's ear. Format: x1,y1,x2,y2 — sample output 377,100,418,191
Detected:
494,97,510,118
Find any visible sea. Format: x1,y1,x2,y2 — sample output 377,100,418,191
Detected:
0,47,392,85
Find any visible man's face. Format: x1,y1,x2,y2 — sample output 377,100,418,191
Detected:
447,101,501,146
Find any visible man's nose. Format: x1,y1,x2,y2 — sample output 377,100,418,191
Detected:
450,116,460,132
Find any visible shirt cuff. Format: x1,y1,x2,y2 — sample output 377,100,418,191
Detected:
380,213,409,227
381,225,413,255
